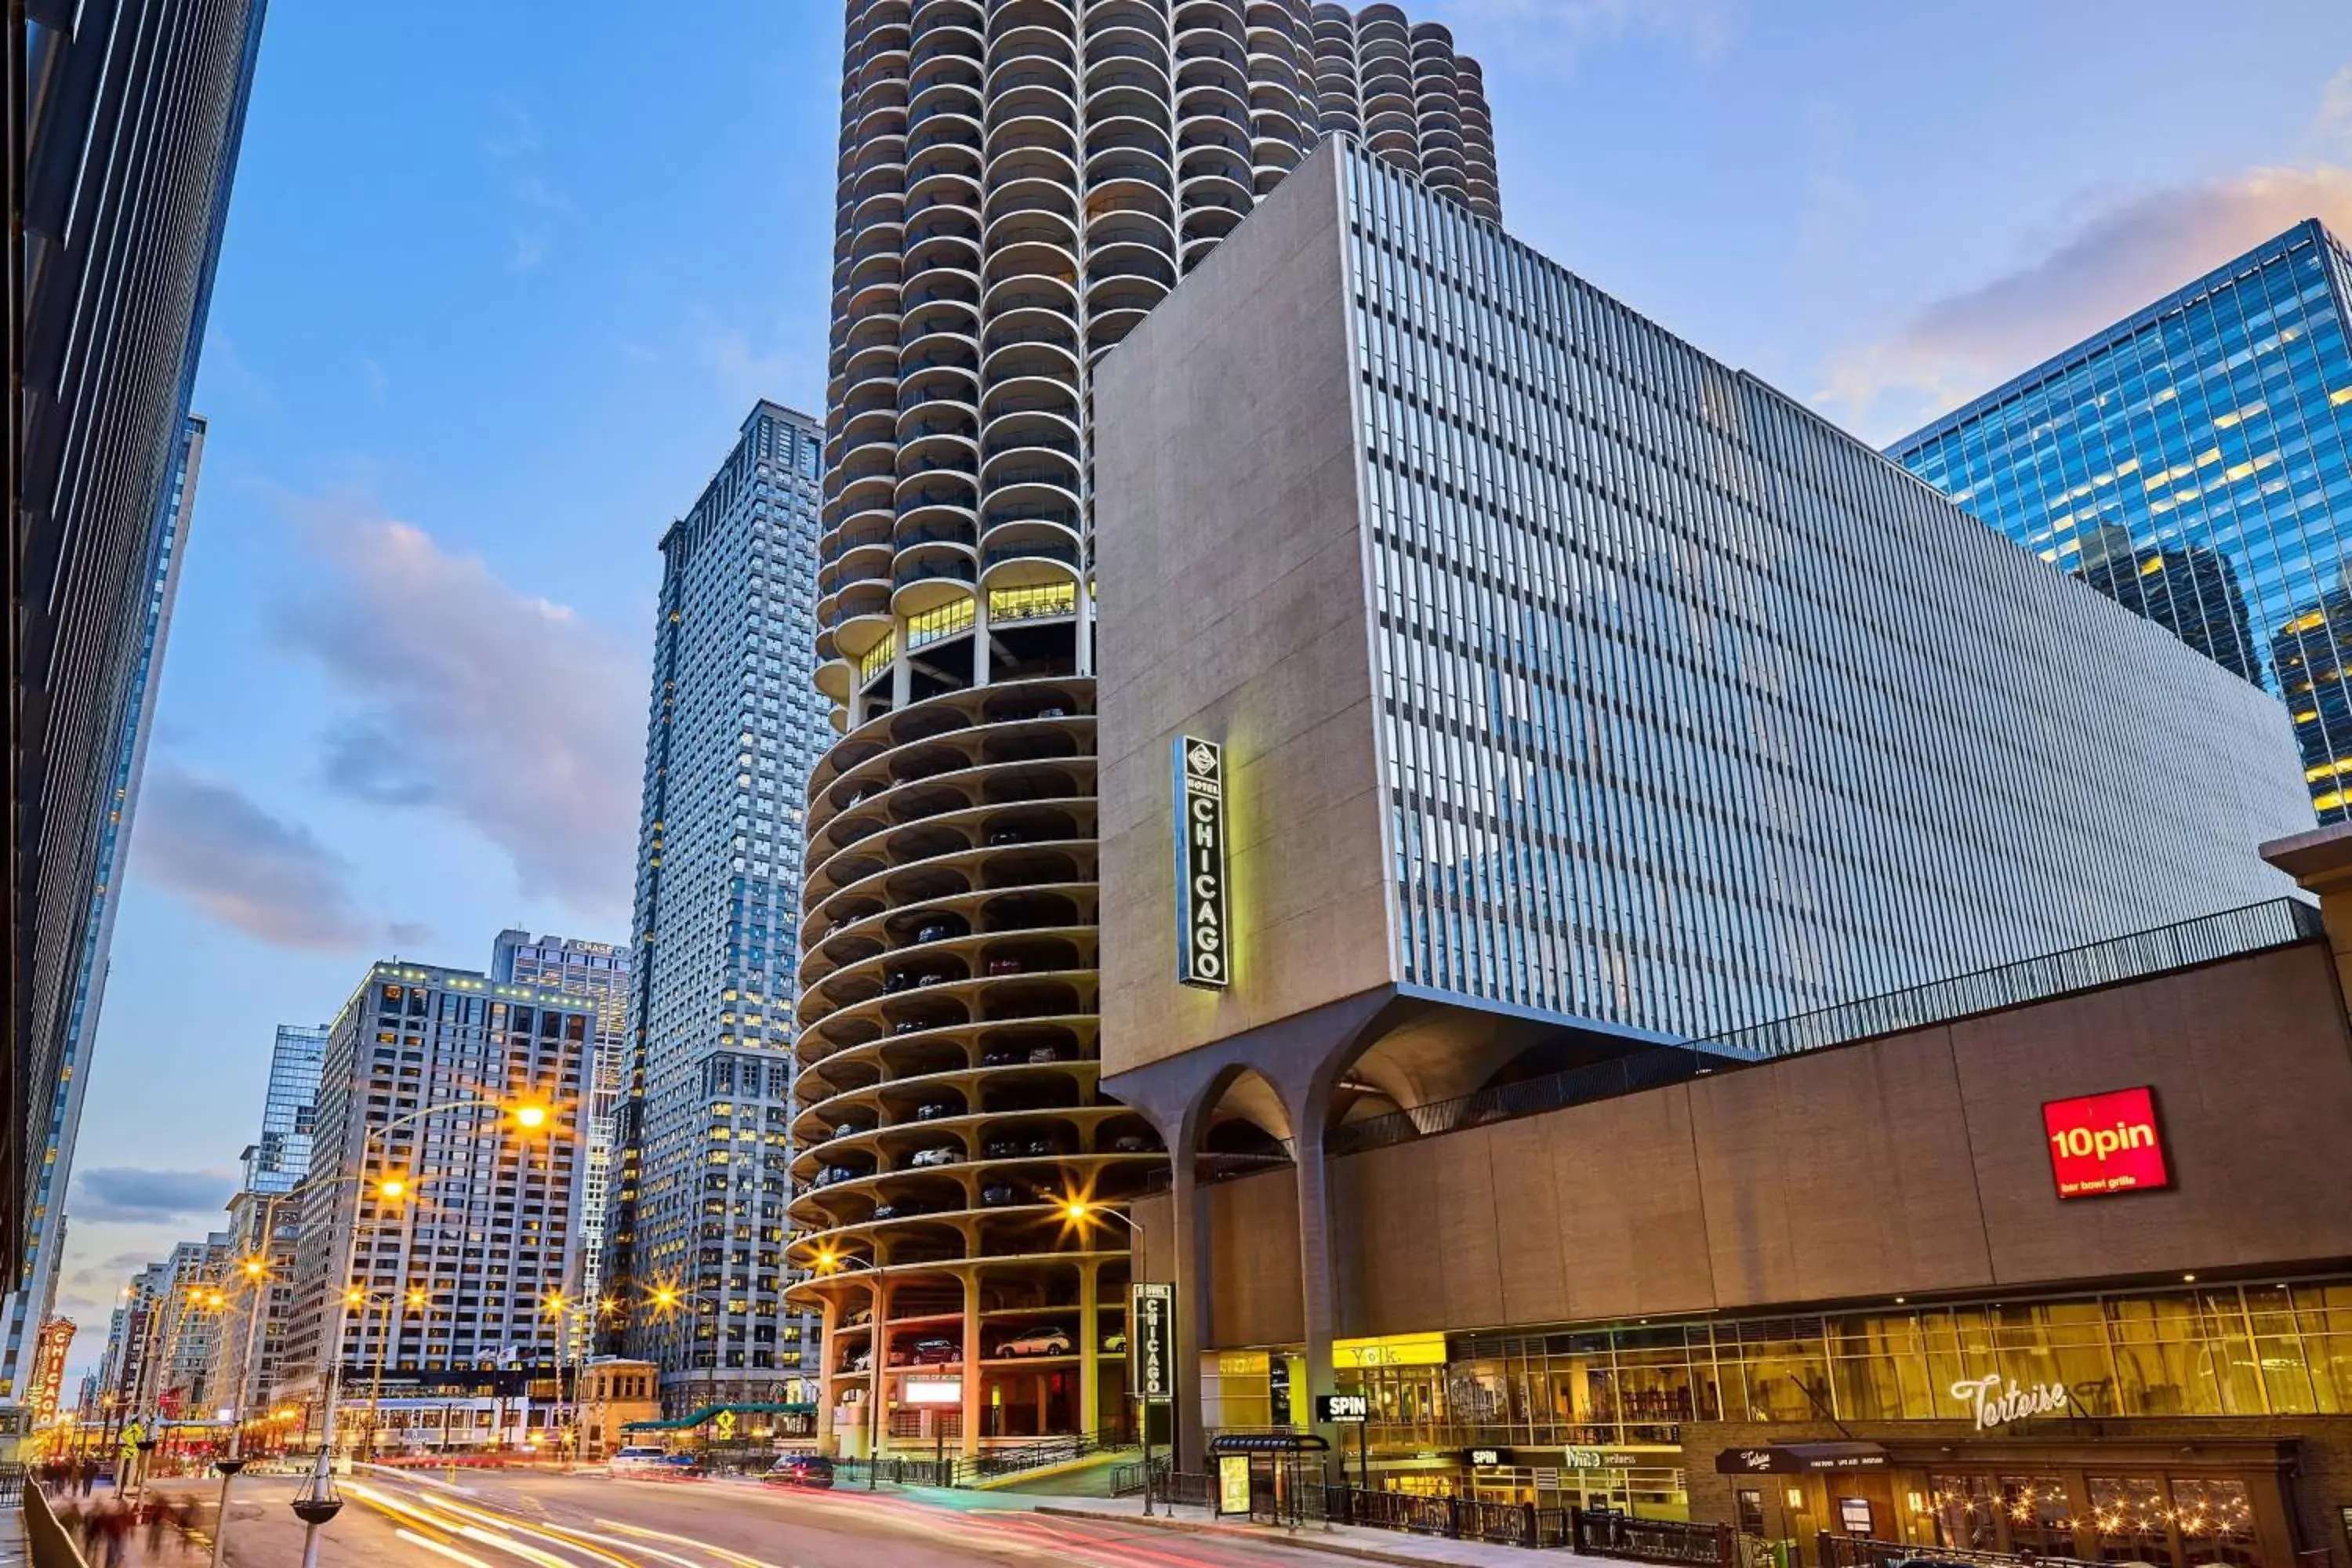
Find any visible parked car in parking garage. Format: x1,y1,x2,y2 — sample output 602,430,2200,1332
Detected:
913,1101,959,1121
997,1327,1073,1358
908,1145,960,1168
979,1182,1023,1207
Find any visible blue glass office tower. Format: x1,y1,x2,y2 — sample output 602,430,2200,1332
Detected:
1890,220,2352,819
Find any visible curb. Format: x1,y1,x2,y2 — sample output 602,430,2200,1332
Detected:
1030,1505,1516,1567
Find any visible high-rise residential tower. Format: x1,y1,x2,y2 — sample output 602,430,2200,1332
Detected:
1890,220,2352,818
492,932,628,1356
612,403,826,1412
278,962,590,1431
10,0,265,1287
789,0,1503,1457
2,416,208,1410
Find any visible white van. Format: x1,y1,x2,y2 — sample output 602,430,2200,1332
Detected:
608,1446,672,1476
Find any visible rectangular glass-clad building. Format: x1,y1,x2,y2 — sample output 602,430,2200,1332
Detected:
1334,148,2310,1039
1890,221,2352,819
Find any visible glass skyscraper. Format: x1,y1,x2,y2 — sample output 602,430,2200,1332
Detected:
241,1022,328,1195
2,416,205,1408
612,401,826,1410
1889,220,2352,819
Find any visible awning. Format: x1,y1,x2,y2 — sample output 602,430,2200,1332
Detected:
1716,1442,1889,1474
1210,1432,1332,1454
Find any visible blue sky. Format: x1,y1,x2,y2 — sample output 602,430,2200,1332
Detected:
53,0,2352,1378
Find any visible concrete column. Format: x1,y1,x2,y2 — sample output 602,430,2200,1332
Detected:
866,1275,887,1460
815,1297,840,1456
1076,1258,1101,1439
960,1272,983,1458
1293,1114,1339,1479
1171,1152,1210,1472
971,598,992,686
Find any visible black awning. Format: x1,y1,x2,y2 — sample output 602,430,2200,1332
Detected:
1211,1432,1333,1454
1716,1442,1889,1475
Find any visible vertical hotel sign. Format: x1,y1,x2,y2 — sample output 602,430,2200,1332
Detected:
1174,736,1229,988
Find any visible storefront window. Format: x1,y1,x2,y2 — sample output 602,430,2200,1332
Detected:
1998,1475,2074,1556
2088,1475,2171,1563
1930,1472,1997,1552
2169,1477,2256,1568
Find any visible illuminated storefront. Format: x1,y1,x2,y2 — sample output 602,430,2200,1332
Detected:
1221,1276,2352,1566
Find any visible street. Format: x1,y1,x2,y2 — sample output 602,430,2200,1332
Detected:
147,1469,1366,1568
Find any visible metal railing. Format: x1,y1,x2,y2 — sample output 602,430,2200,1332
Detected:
1574,1509,1737,1566
1706,897,2321,1058
1815,1537,2103,1568
1312,1485,1548,1546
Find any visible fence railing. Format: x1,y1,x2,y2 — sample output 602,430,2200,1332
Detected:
1815,1537,2102,1568
1704,897,2321,1059
0,1462,26,1506
1312,1485,1551,1546
1573,1508,1737,1566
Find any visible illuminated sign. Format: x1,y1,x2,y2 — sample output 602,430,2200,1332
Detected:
1173,736,1229,989
1316,1394,1369,1424
2042,1085,2169,1199
1950,1372,2067,1430
903,1375,962,1406
1465,1447,1505,1467
1334,1333,1447,1369
1132,1283,1175,1401
1218,1454,1252,1515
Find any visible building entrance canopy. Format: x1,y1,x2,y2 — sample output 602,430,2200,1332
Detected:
1716,1443,1889,1474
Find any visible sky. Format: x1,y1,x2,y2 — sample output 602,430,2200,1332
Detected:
49,0,2352,1383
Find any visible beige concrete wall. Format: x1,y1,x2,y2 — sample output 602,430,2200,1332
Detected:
1175,942,2352,1348
1093,147,1396,1080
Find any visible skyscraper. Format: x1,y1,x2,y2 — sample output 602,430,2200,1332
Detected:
787,0,1503,1457
1890,220,2352,818
491,932,627,1356
9,0,266,1286
2,415,208,1409
278,962,590,1426
612,402,826,1412
241,1023,328,1196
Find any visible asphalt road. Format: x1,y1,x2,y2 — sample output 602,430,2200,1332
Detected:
136,1468,1352,1567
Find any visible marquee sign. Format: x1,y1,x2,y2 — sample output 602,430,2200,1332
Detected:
1173,736,1229,989
1316,1394,1370,1425
2042,1085,2170,1199
1132,1282,1175,1401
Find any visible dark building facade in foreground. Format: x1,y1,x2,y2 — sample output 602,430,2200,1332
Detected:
9,0,265,1291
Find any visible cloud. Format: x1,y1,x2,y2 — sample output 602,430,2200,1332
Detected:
276,501,638,916
131,765,392,949
1433,0,1737,70
1820,165,2352,441
71,1168,236,1225
2317,66,2352,153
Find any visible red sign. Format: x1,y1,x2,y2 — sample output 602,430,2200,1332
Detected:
2042,1086,2169,1199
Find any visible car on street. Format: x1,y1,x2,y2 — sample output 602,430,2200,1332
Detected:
609,1446,673,1476
766,1454,836,1489
996,1327,1072,1358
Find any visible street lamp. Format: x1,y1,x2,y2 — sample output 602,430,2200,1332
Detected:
295,1094,564,1562
539,1290,619,1465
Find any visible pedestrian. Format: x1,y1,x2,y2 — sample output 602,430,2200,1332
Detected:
141,1494,169,1556
169,1494,201,1559
79,1457,96,1497
97,1496,132,1568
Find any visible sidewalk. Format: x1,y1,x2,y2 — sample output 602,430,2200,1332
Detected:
0,1504,27,1568
898,1484,1616,1566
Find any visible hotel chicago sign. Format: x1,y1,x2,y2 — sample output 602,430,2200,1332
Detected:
1173,735,1229,989
2042,1085,2170,1199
